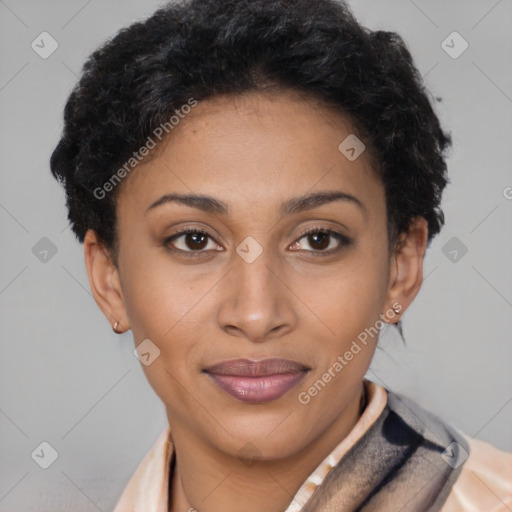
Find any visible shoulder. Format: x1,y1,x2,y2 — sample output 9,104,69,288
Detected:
442,434,512,512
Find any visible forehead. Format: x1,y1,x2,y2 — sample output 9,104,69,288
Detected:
117,90,383,218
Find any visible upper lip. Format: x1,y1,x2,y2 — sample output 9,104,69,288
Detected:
204,358,309,377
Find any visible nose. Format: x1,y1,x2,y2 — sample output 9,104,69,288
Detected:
216,245,297,344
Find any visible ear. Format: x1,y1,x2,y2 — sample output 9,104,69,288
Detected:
83,229,130,333
384,217,429,324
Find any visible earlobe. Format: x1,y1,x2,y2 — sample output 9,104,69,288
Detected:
83,229,130,333
384,217,428,323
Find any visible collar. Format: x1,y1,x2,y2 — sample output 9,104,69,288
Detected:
113,379,386,512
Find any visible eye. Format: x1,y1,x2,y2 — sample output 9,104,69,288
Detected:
290,227,351,255
163,228,222,256
163,226,351,258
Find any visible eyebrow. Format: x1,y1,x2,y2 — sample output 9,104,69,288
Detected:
145,190,365,217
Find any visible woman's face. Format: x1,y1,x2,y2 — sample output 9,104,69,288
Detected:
89,91,422,461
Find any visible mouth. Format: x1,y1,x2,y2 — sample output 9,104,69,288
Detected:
203,358,310,404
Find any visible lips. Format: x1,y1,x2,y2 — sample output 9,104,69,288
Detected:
203,358,310,404
205,358,309,376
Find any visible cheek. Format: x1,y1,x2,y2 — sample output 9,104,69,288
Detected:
119,249,201,339
320,259,388,334
118,251,211,381
305,252,390,387
121,273,199,408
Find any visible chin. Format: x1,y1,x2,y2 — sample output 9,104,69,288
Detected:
207,413,311,461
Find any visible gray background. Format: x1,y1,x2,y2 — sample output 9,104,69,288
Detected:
1,0,511,511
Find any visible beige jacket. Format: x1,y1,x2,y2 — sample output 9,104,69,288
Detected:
112,382,512,512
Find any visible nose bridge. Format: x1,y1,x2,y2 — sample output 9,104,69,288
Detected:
217,235,294,341
232,236,281,307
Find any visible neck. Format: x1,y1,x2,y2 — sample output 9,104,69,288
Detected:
168,382,365,512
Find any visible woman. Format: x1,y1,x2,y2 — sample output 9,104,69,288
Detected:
49,0,511,510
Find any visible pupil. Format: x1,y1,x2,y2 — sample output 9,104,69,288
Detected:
186,233,207,250
310,233,329,250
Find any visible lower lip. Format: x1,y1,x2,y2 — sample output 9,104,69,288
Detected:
206,371,308,404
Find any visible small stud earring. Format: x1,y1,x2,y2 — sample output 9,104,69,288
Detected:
112,320,122,334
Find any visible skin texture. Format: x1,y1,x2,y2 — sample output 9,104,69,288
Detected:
84,90,428,512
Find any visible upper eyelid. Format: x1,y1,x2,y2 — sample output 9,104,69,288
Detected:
170,226,343,239
296,227,339,236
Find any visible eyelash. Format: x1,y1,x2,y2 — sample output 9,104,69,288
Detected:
163,226,352,258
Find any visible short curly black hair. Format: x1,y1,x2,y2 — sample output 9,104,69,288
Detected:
50,0,451,261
